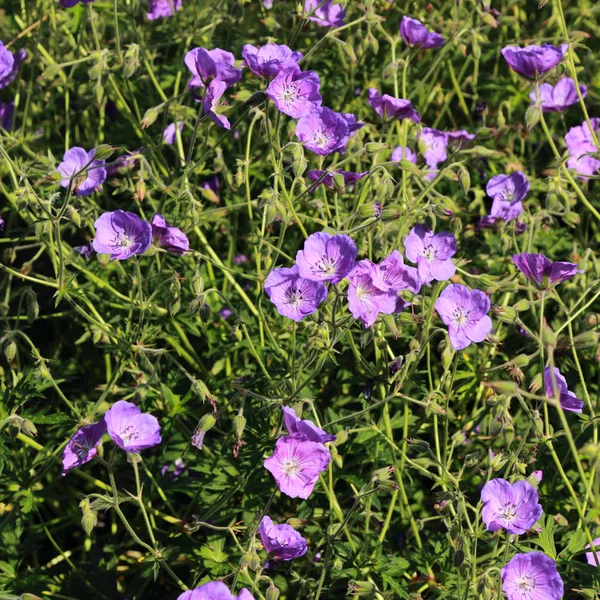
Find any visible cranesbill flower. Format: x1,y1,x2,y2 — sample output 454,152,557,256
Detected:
307,169,368,191
282,405,336,444
501,44,568,79
177,583,254,600
400,16,445,49
184,47,242,90
392,146,417,164
104,400,161,453
295,107,350,155
404,225,456,286
304,0,345,28
74,243,93,259
163,122,183,145
264,265,328,321
242,44,302,78
480,478,542,534
264,435,330,499
296,232,357,284
435,284,492,350
372,250,421,311
501,552,563,600
62,420,107,475
267,66,322,118
146,0,182,20
585,539,600,566
259,516,308,560
151,214,190,254
446,130,475,148
543,367,584,413
203,79,231,129
487,172,530,204
512,253,583,288
565,118,600,177
368,89,421,123
419,128,448,178
58,147,107,196
0,101,14,130
0,42,26,89
92,210,152,260
529,78,587,113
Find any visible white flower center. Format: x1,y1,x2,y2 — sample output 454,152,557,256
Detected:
114,233,134,248
283,85,299,105
313,131,329,148
516,575,535,593
317,255,336,275
283,459,301,475
498,502,518,522
451,309,469,327
422,244,436,261
285,286,303,307
120,425,139,443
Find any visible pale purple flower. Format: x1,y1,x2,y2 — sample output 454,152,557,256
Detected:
304,0,345,28
368,89,421,123
585,538,600,566
392,146,417,164
151,214,190,254
60,0,95,6
203,79,230,129
419,128,449,177
92,210,152,260
58,147,107,196
295,107,350,155
501,44,568,79
104,400,161,453
235,254,247,264
0,101,14,130
446,130,475,148
74,243,93,259
161,457,186,479
163,122,183,145
529,470,543,487
62,420,106,475
177,583,254,600
512,253,583,288
400,16,445,49
481,478,542,534
264,435,330,499
219,307,233,319
267,66,322,118
529,78,587,113
501,552,564,600
543,367,584,413
296,232,357,284
371,250,421,311
0,42,26,89
435,284,492,350
307,169,368,191
146,0,182,20
282,405,335,444
264,264,328,321
487,172,530,204
259,516,308,560
242,44,302,78
565,118,600,177
404,225,456,286
184,47,242,90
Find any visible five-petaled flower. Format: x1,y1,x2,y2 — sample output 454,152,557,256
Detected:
543,367,584,413
295,107,352,155
501,552,563,600
404,225,457,285
92,210,153,261
282,405,336,444
62,420,107,475
104,400,162,453
177,582,254,600
296,232,357,284
259,516,308,561
512,253,583,288
304,0,345,28
58,147,107,196
267,66,322,118
242,43,302,79
368,89,421,123
529,78,587,113
501,43,568,79
400,16,445,49
0,40,26,89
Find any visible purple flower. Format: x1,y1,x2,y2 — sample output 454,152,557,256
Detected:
501,43,568,79
161,457,186,479
60,0,95,6
512,253,583,288
400,16,445,49
295,107,350,155
259,516,308,560
202,175,220,203
392,146,417,164
92,210,152,260
177,583,254,600
267,66,322,118
304,0,345,28
264,435,330,499
404,225,456,286
585,538,600,566
368,89,421,123
235,254,247,264
296,232,357,284
219,306,233,319
446,130,475,148
543,367,584,413
62,420,107,475
0,216,4,232
282,405,335,444
0,42,26,89
434,284,492,351
203,79,230,129
58,147,107,196
104,400,161,453
151,214,190,254
529,78,586,113
0,101,14,130
487,172,529,204
335,112,364,153
480,478,542,534
307,169,368,191
371,250,421,311
105,149,140,177
264,264,328,321
419,128,449,177
565,118,600,177
146,0,182,20
74,243,93,259
184,47,242,90
242,44,302,79
163,122,183,145
501,552,564,600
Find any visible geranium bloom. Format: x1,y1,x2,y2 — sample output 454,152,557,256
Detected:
368,89,421,123
151,214,190,254
242,43,302,78
400,16,445,48
434,284,492,350
585,538,600,566
264,435,330,499
184,47,242,90
501,43,568,79
446,130,475,148
92,210,152,260
266,66,322,118
304,0,345,28
501,552,564,600
404,225,456,285
282,405,336,444
104,400,161,453
163,122,183,145
74,243,93,259
0,42,25,88
264,265,328,321
203,79,230,129
543,367,584,413
487,172,530,204
512,253,583,288
177,583,254,600
419,128,449,178
392,146,417,164
307,169,368,191
565,118,600,177
372,250,421,311
0,101,14,130
62,420,107,475
296,232,357,284
259,516,308,560
295,107,350,155
58,147,107,196
529,78,587,112
480,479,542,534
146,0,182,20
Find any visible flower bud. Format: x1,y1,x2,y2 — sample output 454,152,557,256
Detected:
365,142,389,153
141,106,159,129
513,298,530,312
4,339,17,362
487,380,519,395
527,470,543,487
94,144,115,161
493,305,517,323
135,179,146,202
234,412,246,439
572,330,598,350
286,517,307,528
347,581,377,597
372,466,395,482
457,164,470,193
123,43,140,78
80,498,98,536
191,414,216,450
525,105,541,130
541,322,556,349
191,379,217,407
529,373,543,394
512,354,530,368
489,449,508,471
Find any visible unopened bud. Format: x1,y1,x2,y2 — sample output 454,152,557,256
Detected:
234,413,246,439
487,380,519,395
542,323,556,348
123,43,140,78
365,142,389,153
348,581,377,597
489,449,508,471
94,144,114,161
4,339,17,362
572,330,598,350
372,466,394,482
286,517,307,528
191,414,216,450
527,470,543,487
79,498,98,535
493,305,517,323
265,585,280,600
513,298,530,312
135,180,146,202
457,164,470,193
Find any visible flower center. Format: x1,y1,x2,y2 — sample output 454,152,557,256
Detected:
317,255,337,275
285,286,303,307
516,575,535,593
283,459,301,475
498,502,518,522
451,309,469,326
282,85,299,105
114,233,134,248
120,425,139,443
422,244,436,261
313,131,329,148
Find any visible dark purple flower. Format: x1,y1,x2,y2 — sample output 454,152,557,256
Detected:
151,214,190,254
435,284,492,350
400,16,445,49
92,210,152,261
543,367,584,413
58,147,107,196
307,169,368,191
335,112,364,153
501,43,568,79
62,420,107,475
372,250,421,311
0,101,14,130
104,400,161,453
446,130,475,148
487,172,529,204
264,264,328,321
60,0,95,6
203,79,230,129
146,0,182,20
368,89,421,123
404,225,456,285
259,516,308,560
419,128,448,177
392,146,417,164
74,243,93,259
282,405,336,444
512,253,583,288
177,583,254,600
481,478,542,534
501,552,563,600
0,42,26,89
163,122,183,145
184,47,242,90
296,232,357,284
565,118,600,177
105,149,140,177
529,78,586,113
242,44,302,79
267,66,322,118
304,0,345,28
585,538,600,566
295,107,350,155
